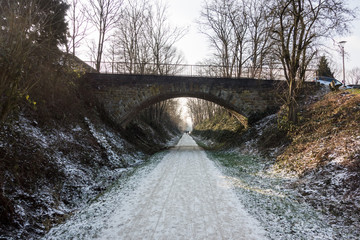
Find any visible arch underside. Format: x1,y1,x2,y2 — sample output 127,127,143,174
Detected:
120,92,249,127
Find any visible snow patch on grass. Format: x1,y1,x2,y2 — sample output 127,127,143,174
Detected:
207,151,358,239
16,115,49,148
85,117,124,167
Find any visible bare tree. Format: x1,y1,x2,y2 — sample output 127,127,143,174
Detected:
146,1,187,75
112,0,151,74
269,0,355,124
163,99,184,129
111,0,186,75
66,0,88,56
199,0,240,77
106,35,118,73
140,99,183,129
187,98,225,126
199,0,277,78
246,0,273,78
187,99,204,126
85,0,123,71
348,67,360,85
228,0,249,78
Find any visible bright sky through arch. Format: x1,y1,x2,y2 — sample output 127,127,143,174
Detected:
177,98,193,131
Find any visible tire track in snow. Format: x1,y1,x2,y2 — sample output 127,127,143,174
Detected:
150,150,182,239
198,149,225,239
121,150,182,239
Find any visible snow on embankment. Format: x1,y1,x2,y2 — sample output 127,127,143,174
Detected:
274,90,360,236
0,113,178,239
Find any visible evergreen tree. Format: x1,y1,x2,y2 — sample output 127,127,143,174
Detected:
317,56,334,78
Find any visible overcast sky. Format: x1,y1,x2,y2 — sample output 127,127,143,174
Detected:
167,0,208,64
167,0,360,76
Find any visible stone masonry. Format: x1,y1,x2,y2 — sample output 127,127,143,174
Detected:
84,73,285,127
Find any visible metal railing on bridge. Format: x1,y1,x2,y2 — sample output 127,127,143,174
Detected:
84,61,316,81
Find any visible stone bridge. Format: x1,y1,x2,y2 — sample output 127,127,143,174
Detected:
84,73,286,127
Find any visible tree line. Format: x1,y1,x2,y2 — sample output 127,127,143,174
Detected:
67,0,186,74
186,99,227,126
0,0,356,127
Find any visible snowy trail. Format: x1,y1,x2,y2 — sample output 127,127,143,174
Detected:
100,134,267,240
45,134,267,239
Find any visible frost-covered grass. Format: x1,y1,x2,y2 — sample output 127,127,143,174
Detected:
276,90,360,174
0,114,153,239
206,150,359,240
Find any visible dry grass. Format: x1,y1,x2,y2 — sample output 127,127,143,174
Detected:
192,112,246,149
276,90,360,174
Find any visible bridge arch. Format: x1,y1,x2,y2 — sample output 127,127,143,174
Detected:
84,73,284,128
120,92,248,127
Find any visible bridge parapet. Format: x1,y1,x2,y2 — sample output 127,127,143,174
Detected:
84,61,317,82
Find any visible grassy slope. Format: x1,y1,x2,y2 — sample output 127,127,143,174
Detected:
192,90,359,175
276,90,360,174
274,90,360,228
191,111,246,149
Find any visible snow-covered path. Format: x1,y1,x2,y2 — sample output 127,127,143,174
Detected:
45,134,267,239
101,134,266,239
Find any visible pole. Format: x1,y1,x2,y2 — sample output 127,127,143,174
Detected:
339,41,346,87
342,47,346,87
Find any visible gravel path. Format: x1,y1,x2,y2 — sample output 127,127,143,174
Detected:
45,134,267,239
101,134,267,239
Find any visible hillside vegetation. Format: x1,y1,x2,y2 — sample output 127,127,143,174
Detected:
276,90,360,174
274,90,360,227
192,89,359,173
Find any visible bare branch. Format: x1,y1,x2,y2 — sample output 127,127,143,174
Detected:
84,0,123,71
